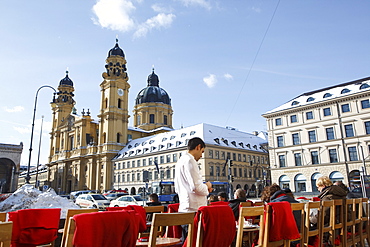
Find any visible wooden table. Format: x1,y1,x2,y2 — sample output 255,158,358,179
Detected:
136,237,181,246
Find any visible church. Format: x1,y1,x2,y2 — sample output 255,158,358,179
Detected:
44,40,269,195
46,40,174,193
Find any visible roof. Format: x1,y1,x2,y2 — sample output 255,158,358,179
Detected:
114,123,267,160
265,76,370,114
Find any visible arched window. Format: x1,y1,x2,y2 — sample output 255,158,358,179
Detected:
360,83,370,90
311,172,322,192
307,97,315,102
137,115,141,125
118,99,122,108
164,115,168,125
341,88,351,94
279,175,290,189
330,171,345,183
105,98,108,108
294,174,307,192
117,133,121,143
291,101,299,106
323,93,332,98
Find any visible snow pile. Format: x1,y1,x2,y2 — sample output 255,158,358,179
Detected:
0,184,80,218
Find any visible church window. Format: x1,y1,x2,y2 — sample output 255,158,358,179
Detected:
105,98,108,108
137,115,141,125
164,115,168,125
117,133,121,143
150,114,155,124
118,99,122,108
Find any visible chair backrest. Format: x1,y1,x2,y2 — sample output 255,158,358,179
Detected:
60,208,99,247
149,212,195,247
65,211,140,247
318,200,335,247
286,202,305,246
332,199,345,246
0,212,6,222
194,205,236,247
144,206,165,214
240,201,253,207
352,198,362,245
254,201,264,206
343,198,355,246
303,201,321,246
261,202,300,247
165,203,182,238
8,208,61,246
360,198,370,245
0,222,12,247
235,206,264,247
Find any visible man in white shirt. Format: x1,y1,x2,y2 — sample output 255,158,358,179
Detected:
174,137,213,212
174,137,213,241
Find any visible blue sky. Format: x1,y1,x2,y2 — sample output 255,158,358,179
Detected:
1,0,370,167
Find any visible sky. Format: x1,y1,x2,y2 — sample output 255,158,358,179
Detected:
1,0,370,167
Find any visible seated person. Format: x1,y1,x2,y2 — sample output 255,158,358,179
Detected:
261,184,301,232
228,188,247,220
217,192,228,202
147,193,162,206
207,194,218,204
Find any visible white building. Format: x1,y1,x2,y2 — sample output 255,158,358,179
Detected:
112,123,269,197
262,76,370,193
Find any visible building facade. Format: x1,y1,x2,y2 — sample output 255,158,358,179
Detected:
0,142,23,192
263,77,370,193
112,123,269,197
45,41,173,194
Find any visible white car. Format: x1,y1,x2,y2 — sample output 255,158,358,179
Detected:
109,195,145,207
75,194,110,210
104,192,129,201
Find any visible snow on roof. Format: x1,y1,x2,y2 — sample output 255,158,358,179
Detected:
265,77,370,114
114,123,267,160
128,126,174,133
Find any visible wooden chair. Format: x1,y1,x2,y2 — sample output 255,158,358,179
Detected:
303,201,321,247
194,205,236,247
60,208,98,247
0,212,6,222
140,206,165,238
260,202,300,247
318,200,335,247
352,198,362,245
254,201,264,206
360,198,370,246
235,206,264,247
343,198,355,246
148,212,195,247
240,201,253,207
332,199,345,246
285,203,305,247
0,222,12,247
65,211,139,247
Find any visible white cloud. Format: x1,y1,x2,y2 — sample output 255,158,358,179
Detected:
203,74,217,88
224,73,233,81
134,13,176,38
251,7,261,13
178,0,211,10
3,106,24,113
152,3,173,13
92,0,136,32
13,126,30,135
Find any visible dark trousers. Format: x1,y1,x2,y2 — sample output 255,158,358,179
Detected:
181,224,189,242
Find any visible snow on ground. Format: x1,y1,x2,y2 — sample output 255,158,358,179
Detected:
0,184,80,218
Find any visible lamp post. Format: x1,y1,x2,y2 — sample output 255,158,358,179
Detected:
34,115,44,189
25,85,56,184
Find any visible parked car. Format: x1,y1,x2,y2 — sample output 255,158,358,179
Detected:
70,190,93,201
75,194,110,210
109,195,145,207
104,192,128,201
103,189,128,196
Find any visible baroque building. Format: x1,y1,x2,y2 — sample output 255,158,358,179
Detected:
262,77,370,193
46,40,173,193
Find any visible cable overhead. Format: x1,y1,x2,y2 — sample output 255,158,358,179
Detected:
223,0,281,128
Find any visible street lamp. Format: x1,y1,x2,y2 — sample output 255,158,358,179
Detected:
25,85,56,184
34,115,44,189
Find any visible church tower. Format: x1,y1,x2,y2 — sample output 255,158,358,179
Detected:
50,71,76,156
133,68,173,131
97,40,130,188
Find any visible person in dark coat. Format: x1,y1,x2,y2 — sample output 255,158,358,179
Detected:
228,188,247,220
261,184,301,233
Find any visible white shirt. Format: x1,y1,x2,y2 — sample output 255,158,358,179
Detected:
174,152,209,212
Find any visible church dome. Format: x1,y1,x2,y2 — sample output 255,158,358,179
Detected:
59,71,73,87
135,69,171,105
108,39,125,57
